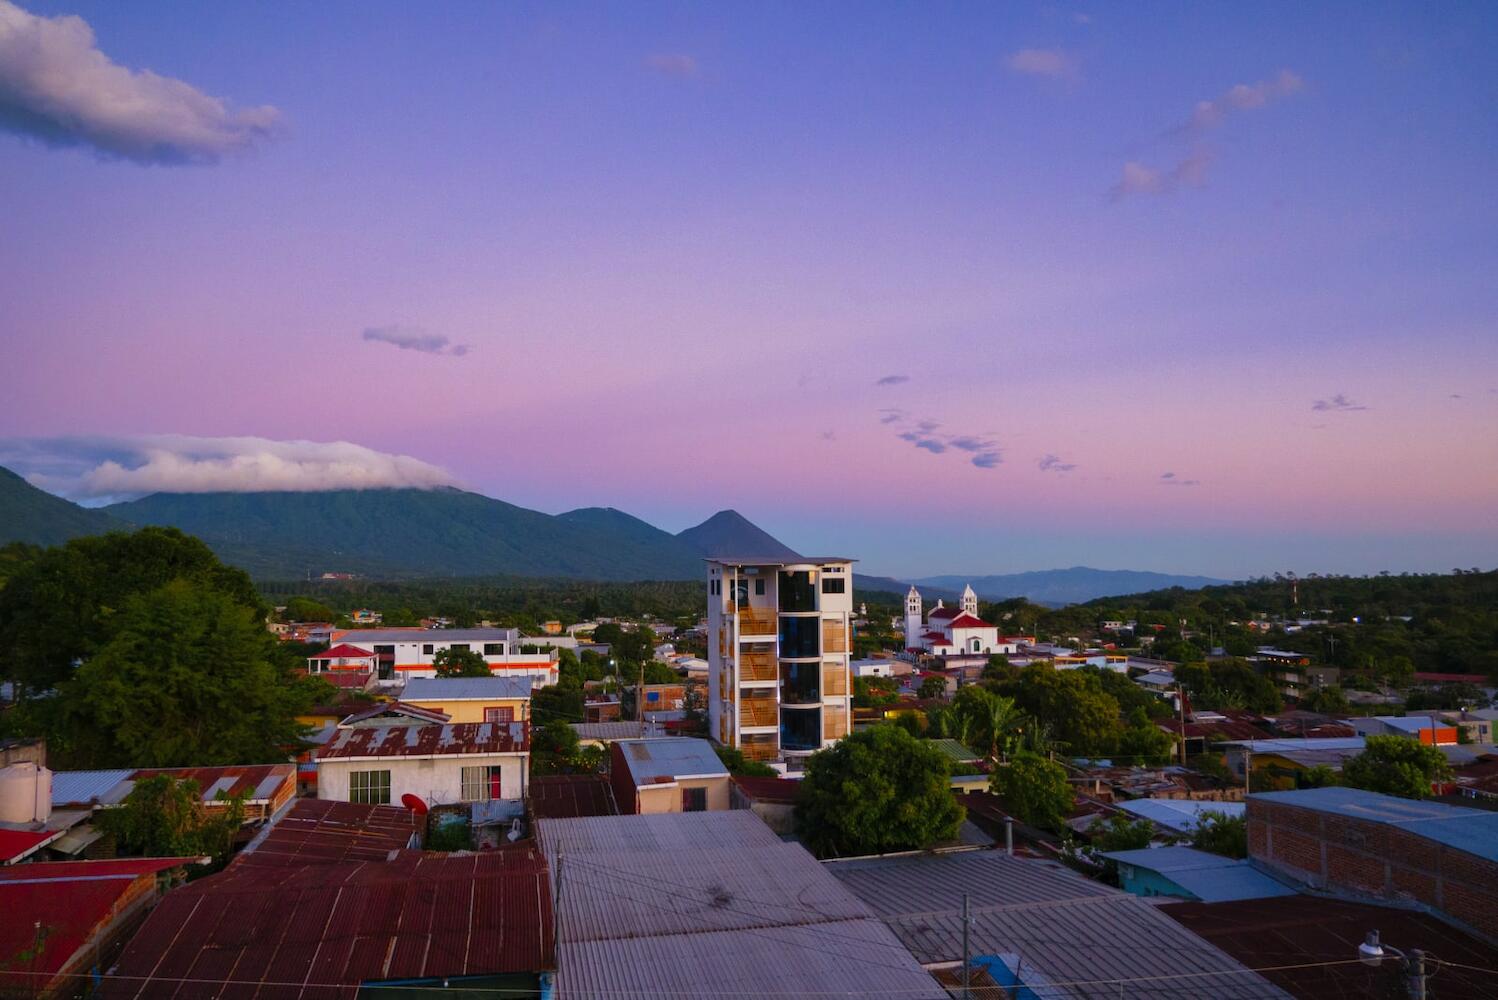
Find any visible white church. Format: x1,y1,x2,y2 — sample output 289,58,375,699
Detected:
904,584,1019,660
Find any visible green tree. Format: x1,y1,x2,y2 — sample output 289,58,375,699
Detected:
714,744,778,778
918,675,948,700
1090,813,1156,852
1300,685,1351,716
1341,735,1452,799
641,661,680,685
996,664,1121,756
532,684,583,725
283,596,335,622
853,675,899,708
989,752,1074,831
795,726,964,858
531,719,586,776
1299,764,1339,789
432,646,491,677
1117,712,1176,766
59,581,317,768
1191,811,1248,859
95,774,245,866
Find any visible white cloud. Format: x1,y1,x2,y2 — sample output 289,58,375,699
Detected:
0,0,279,164
1183,69,1303,134
1110,147,1213,201
362,325,470,357
3,435,457,499
1006,48,1077,79
644,53,698,78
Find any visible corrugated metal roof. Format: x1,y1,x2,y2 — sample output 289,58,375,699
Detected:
539,809,782,858
529,775,618,820
319,721,528,758
130,764,296,805
1117,798,1244,835
50,768,132,807
570,721,655,741
828,851,1115,918
236,799,420,867
108,846,554,999
402,675,533,701
556,920,945,1000
925,738,982,763
335,627,517,643
829,850,1288,999
1100,847,1298,903
615,737,727,785
1252,786,1498,862
554,844,870,944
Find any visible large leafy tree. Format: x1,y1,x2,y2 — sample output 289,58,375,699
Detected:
1342,735,1453,799
949,685,1024,760
59,580,318,768
95,774,245,866
432,646,491,677
989,752,1074,831
995,664,1122,756
795,725,964,858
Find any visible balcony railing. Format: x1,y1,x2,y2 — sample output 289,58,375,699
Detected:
740,650,777,682
735,606,777,637
822,619,848,654
822,662,848,697
740,695,778,728
740,736,778,762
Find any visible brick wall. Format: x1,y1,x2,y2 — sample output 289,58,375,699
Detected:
1248,798,1498,941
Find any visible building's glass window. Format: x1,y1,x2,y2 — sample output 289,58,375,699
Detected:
422,644,435,655
780,707,821,751
778,571,816,612
683,787,708,812
349,770,391,805
821,577,846,595
484,643,503,655
734,580,750,606
449,643,470,652
778,616,820,658
755,579,766,596
461,765,504,802
484,706,514,723
781,662,820,704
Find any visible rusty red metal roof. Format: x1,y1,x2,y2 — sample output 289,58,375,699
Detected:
311,644,375,660
529,775,619,819
336,701,450,727
236,799,420,868
320,721,527,759
107,845,554,998
1,858,202,989
130,764,296,804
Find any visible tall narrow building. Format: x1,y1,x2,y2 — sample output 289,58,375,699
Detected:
706,557,855,764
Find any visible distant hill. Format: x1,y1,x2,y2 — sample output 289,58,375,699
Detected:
675,510,802,561
913,567,1231,606
105,488,708,581
0,466,128,546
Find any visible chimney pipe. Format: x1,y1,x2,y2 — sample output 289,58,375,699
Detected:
1005,817,1014,856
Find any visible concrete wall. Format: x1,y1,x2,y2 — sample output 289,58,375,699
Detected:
1248,797,1498,942
402,697,530,724
317,753,527,816
635,776,731,814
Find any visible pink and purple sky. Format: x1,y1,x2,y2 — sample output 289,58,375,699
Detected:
2,1,1496,579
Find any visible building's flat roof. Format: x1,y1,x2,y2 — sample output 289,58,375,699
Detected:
1100,846,1298,903
401,675,533,701
538,809,782,858
827,850,1286,999
614,737,728,786
50,765,293,809
236,798,419,867
319,721,528,758
704,556,856,567
334,627,517,642
1252,786,1498,863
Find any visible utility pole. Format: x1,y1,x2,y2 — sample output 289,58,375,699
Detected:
961,892,971,1000
1176,688,1188,765
1408,949,1427,1000
638,660,645,722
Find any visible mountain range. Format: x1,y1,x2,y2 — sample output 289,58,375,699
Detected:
0,466,1226,602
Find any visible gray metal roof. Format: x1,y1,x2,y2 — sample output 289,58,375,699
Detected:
828,850,1288,999
1222,737,1366,752
556,920,943,1000
1253,786,1498,863
400,676,532,701
50,769,132,807
569,721,657,741
1116,798,1244,835
828,851,1114,918
614,737,728,785
539,809,782,858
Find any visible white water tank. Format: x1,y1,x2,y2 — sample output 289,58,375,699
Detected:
0,762,52,824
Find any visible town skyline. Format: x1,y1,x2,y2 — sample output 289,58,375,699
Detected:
3,1,1497,578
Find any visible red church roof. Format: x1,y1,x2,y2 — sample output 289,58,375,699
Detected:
922,631,949,641
946,612,994,628
928,607,959,619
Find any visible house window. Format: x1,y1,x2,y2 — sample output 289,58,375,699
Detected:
449,643,470,653
683,787,708,812
821,577,846,595
484,643,503,655
484,706,514,723
734,580,750,606
422,644,434,655
755,579,766,596
461,766,504,802
349,770,391,805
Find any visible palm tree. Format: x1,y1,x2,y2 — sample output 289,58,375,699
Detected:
984,695,1024,762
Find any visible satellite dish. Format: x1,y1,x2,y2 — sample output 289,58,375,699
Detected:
401,793,428,815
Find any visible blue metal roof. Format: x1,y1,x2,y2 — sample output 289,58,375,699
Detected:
1100,846,1298,903
616,737,727,785
401,676,533,701
1252,787,1498,863
1116,798,1244,834
50,769,131,807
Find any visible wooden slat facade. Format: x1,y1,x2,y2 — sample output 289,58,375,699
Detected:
822,662,848,697
822,619,848,654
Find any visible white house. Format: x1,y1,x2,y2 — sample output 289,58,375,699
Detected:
331,628,559,687
851,658,895,679
315,721,530,817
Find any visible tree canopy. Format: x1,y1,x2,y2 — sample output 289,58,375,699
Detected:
432,646,491,677
1341,735,1453,799
795,725,964,858
989,752,1074,831
95,774,245,867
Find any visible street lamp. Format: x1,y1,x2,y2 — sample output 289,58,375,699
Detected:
1359,930,1428,999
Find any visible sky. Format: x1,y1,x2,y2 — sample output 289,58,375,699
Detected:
2,1,1497,580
